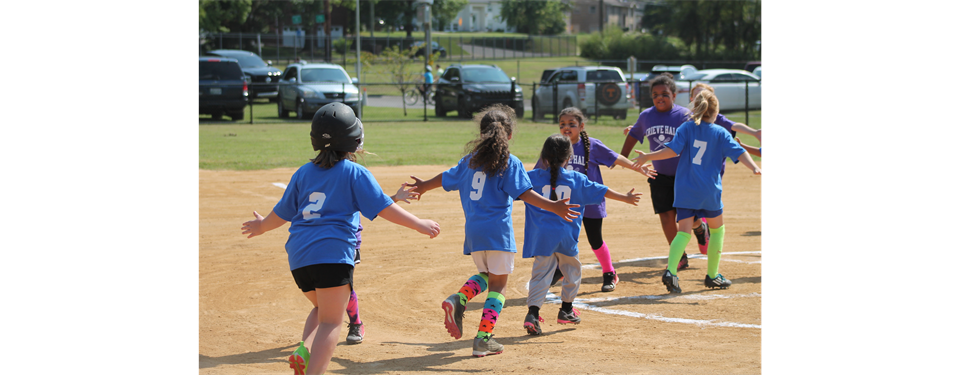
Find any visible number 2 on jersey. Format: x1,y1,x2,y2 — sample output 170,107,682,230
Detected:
541,185,572,201
302,192,327,219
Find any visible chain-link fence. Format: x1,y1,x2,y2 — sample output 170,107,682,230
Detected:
200,32,577,66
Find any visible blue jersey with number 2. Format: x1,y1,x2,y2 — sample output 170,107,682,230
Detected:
273,160,394,270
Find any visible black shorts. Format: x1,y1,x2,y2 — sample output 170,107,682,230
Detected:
648,174,676,214
291,263,354,293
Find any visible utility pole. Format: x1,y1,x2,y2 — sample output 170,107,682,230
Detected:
598,0,603,33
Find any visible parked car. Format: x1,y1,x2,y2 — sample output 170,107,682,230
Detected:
206,49,282,100
637,64,698,108
412,41,447,58
532,66,632,120
435,64,524,118
672,69,761,111
199,57,247,121
277,63,361,119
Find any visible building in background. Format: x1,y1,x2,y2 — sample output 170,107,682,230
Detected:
569,0,648,34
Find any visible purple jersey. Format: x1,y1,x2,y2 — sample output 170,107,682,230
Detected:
713,113,738,176
534,137,618,218
628,104,691,176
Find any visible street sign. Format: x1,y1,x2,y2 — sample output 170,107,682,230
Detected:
316,14,325,23
292,15,302,24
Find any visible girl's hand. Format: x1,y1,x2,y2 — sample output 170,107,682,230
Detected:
755,129,761,142
622,125,634,135
241,211,265,239
418,219,441,238
639,163,657,179
552,198,581,223
753,167,762,175
631,150,648,170
624,188,641,206
393,183,420,203
735,137,745,148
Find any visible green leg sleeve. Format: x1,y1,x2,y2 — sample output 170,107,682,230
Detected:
707,225,726,278
668,232,692,274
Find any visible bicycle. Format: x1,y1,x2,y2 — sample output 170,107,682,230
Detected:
403,84,435,106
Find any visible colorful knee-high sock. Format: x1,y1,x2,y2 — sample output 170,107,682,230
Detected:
477,291,505,339
346,289,361,325
457,273,489,305
707,225,726,278
592,241,615,273
668,232,692,274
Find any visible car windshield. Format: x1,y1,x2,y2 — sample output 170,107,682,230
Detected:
218,53,267,68
586,70,623,82
462,68,510,83
199,61,244,80
301,68,350,83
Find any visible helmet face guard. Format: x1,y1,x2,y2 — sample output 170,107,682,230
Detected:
310,103,363,152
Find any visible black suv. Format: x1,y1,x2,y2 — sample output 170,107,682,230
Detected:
206,49,282,100
199,57,247,121
435,64,523,119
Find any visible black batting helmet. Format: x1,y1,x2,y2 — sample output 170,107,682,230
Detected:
310,103,363,152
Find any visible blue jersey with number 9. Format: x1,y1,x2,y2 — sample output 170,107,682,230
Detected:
441,153,532,255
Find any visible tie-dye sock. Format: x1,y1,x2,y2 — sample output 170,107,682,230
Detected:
476,291,505,339
346,289,361,325
457,273,489,305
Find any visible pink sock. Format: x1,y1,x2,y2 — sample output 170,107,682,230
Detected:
592,242,615,273
346,290,361,325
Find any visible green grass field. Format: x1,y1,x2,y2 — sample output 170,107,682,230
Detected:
200,105,760,170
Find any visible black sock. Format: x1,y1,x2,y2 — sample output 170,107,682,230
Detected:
561,302,573,312
528,306,540,316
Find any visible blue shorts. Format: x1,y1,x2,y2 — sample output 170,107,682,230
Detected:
676,207,723,222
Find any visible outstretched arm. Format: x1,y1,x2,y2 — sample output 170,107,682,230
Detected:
737,151,761,175
604,188,641,206
391,183,420,203
620,134,640,159
631,148,678,169
407,173,443,198
612,154,657,178
735,137,762,158
518,189,581,222
732,123,761,142
241,210,288,239
376,203,441,238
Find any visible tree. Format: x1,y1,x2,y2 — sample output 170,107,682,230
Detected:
199,0,253,33
377,0,417,37
499,0,571,35
433,0,468,31
374,45,421,116
639,0,761,60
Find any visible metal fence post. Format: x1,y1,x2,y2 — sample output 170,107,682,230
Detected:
552,81,558,119
744,81,749,126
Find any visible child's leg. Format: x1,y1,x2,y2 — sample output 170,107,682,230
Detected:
658,210,679,245
667,217,695,274
705,215,726,278
307,284,351,375
527,255,558,309
301,292,320,349
582,218,612,271
457,273,490,305
557,253,582,304
477,273,508,339
346,289,361,325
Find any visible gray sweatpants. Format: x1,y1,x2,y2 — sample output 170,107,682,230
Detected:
527,252,582,307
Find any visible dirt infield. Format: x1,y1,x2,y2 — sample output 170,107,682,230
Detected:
200,162,761,374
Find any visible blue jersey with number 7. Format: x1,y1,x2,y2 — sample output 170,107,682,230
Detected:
665,121,746,211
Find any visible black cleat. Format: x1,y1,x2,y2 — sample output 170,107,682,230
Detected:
662,269,682,294
704,274,732,289
677,252,689,271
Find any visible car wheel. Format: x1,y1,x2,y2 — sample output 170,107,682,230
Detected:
278,95,289,118
296,99,306,120
617,109,628,120
435,95,447,117
513,102,524,119
228,111,244,121
532,98,543,120
457,97,470,118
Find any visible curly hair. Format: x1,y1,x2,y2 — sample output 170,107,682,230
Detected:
466,104,516,176
558,107,590,175
540,134,573,200
649,72,677,96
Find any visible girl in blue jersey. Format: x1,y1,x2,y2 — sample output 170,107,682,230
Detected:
522,134,642,335
408,104,580,357
241,103,440,375
633,90,761,294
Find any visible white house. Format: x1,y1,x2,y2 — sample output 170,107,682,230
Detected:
412,0,515,32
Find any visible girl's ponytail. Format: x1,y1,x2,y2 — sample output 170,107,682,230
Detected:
688,89,719,125
540,134,573,201
467,104,516,176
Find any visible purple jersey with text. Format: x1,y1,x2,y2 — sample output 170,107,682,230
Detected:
628,104,691,176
